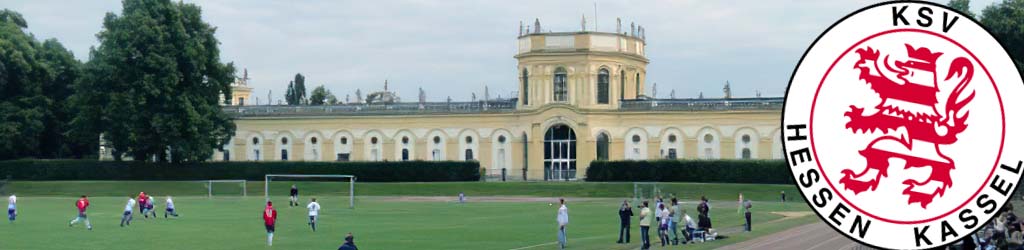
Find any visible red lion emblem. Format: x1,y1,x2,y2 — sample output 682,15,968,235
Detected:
840,44,975,208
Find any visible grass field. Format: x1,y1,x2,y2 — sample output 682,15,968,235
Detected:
0,181,814,250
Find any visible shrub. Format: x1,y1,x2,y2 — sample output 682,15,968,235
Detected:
0,160,480,182
585,160,792,184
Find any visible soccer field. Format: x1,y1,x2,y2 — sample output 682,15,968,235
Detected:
1,182,815,250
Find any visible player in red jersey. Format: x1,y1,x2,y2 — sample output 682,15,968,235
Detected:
68,195,92,230
263,201,278,246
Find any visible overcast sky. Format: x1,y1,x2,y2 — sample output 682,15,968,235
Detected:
1,0,997,103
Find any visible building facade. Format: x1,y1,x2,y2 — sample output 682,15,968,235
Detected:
214,20,784,181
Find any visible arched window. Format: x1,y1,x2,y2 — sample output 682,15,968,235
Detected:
281,149,288,161
465,149,474,161
620,70,626,100
597,69,610,104
553,67,568,102
402,149,410,161
596,133,609,160
635,73,641,98
522,69,529,105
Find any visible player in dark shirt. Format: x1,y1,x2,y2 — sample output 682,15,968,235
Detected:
289,185,299,207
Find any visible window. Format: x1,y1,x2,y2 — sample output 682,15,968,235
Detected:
281,149,288,161
433,136,441,144
632,135,642,143
522,69,529,105
553,67,568,102
465,136,473,144
620,70,626,100
254,149,260,160
310,137,317,144
742,148,752,159
371,137,378,144
238,97,245,106
222,150,230,161
742,134,751,144
432,149,441,161
340,137,348,145
596,133,609,160
402,149,410,161
597,69,609,104
402,136,409,144
635,73,641,98
281,137,288,145
668,134,677,143
498,135,507,143
336,153,350,161
667,148,678,159
252,138,259,145
465,149,474,161
704,134,714,143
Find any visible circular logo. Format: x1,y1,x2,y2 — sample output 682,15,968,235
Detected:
783,1,1024,249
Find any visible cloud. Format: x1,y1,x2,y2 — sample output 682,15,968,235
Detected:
1,0,999,102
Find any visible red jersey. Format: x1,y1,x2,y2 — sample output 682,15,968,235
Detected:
76,198,89,213
263,206,277,226
138,193,147,204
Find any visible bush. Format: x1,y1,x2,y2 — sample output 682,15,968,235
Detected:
585,160,792,184
0,160,480,182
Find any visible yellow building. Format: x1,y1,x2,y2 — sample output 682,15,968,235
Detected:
216,20,783,181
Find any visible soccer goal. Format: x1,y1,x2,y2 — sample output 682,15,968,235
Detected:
205,180,247,198
633,182,664,204
265,174,355,209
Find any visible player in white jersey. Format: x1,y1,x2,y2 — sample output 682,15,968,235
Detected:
164,196,179,218
306,198,321,232
7,194,16,223
120,196,136,227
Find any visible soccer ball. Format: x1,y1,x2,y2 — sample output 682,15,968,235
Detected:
548,203,552,206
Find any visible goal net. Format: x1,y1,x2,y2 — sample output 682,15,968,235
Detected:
265,174,355,209
633,182,665,205
205,180,247,198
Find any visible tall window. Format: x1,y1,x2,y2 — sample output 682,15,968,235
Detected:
553,67,568,102
597,69,609,104
222,150,230,161
620,70,626,100
465,149,474,161
281,150,288,161
522,69,529,105
596,133,609,160
635,73,641,98
402,149,410,161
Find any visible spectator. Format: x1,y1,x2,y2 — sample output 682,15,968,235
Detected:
743,198,753,232
338,233,358,250
683,213,696,244
697,196,712,230
658,203,670,247
781,191,786,203
639,201,651,250
617,200,633,244
670,198,682,245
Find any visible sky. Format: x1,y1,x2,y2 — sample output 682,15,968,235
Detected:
1,0,998,103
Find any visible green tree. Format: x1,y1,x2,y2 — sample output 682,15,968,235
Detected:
73,0,236,162
294,73,306,104
947,0,975,18
37,39,86,158
980,0,1024,76
0,9,47,160
285,81,296,105
309,85,336,105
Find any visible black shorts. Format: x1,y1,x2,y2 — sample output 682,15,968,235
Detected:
123,211,131,216
265,224,275,233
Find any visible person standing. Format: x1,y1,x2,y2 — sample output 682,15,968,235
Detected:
69,195,92,230
263,201,278,246
658,204,670,246
165,196,179,218
338,232,358,250
743,198,753,232
670,198,682,245
617,200,633,244
556,198,569,249
780,191,786,203
7,194,16,223
137,192,148,218
639,201,651,250
697,196,712,230
307,198,321,232
120,196,135,227
289,185,299,207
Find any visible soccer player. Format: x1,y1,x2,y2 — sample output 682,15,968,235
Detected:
69,195,92,230
7,194,16,223
145,195,156,218
263,201,278,246
307,198,321,232
138,192,148,218
164,196,179,218
289,185,299,207
121,196,135,227
556,198,568,250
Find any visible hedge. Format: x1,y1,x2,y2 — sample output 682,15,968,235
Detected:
585,160,792,184
0,160,480,182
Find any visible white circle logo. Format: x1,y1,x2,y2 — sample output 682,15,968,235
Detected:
783,1,1024,249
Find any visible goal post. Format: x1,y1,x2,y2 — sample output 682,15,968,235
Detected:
205,180,247,198
264,174,356,209
633,182,663,205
